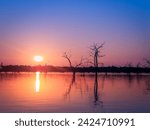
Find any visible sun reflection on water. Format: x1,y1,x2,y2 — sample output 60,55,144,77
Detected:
35,72,40,93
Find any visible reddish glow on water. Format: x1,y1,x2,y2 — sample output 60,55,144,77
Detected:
0,73,150,112
35,72,40,93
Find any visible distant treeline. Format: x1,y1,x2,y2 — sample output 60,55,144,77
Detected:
0,65,150,73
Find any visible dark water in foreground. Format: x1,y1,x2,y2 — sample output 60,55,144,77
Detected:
0,72,150,113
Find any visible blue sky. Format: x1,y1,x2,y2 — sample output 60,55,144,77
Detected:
0,0,150,66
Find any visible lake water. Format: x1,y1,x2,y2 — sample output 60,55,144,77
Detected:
0,72,150,113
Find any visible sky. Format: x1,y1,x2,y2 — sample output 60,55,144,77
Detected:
0,0,150,66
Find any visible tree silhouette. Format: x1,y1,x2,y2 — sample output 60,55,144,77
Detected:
88,42,105,72
63,51,84,78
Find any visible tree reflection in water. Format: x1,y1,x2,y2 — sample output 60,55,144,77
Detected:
64,74,76,99
64,73,105,111
93,72,104,106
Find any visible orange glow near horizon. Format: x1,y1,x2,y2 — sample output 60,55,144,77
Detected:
33,56,44,62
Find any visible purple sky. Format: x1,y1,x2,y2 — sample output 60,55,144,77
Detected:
0,0,150,66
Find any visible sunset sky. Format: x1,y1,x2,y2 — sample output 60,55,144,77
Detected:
0,0,150,66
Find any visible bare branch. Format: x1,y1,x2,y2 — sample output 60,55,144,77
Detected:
63,51,85,69
82,58,92,67
62,52,72,67
75,57,85,68
97,42,105,49
89,42,105,68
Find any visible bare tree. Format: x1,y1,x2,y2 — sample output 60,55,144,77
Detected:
88,42,105,72
63,51,84,78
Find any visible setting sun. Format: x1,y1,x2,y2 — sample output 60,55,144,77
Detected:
33,56,43,62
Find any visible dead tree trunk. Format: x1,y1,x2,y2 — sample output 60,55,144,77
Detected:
63,51,83,77
89,42,105,73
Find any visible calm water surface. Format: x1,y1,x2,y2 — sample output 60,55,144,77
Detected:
0,72,150,113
